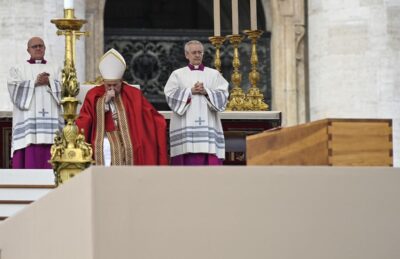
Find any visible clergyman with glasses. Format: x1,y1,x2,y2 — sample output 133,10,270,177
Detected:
7,37,63,168
164,40,229,165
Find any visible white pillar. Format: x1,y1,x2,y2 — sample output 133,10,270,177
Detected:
308,0,400,166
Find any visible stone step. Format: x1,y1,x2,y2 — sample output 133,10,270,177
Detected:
0,170,55,220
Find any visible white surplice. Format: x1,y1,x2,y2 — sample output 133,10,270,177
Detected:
7,61,63,156
164,66,229,159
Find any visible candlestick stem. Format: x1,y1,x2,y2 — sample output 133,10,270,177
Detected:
243,30,268,111
226,34,246,111
209,36,226,72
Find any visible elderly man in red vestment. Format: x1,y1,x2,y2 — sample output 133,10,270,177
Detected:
76,49,168,165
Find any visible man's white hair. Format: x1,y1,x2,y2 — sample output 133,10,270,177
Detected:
184,40,203,53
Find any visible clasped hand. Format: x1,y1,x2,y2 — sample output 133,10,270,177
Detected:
191,81,206,95
35,72,50,86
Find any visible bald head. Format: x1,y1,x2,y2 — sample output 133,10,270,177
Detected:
27,37,44,47
27,37,46,60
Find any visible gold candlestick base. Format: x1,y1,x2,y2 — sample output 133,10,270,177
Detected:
208,36,226,72
243,30,269,111
244,86,269,111
226,34,246,111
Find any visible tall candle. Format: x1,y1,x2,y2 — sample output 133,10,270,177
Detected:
250,0,257,30
64,0,74,9
213,0,221,36
232,0,239,34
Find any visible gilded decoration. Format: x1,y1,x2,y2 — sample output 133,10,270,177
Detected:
51,8,93,185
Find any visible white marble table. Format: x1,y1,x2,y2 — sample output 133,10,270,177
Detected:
160,110,281,121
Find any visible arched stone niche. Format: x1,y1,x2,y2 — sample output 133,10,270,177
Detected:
84,0,307,126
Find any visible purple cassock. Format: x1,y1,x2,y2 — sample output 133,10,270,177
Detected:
12,144,52,169
171,153,223,166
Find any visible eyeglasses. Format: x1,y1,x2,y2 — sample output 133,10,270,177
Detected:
189,51,203,55
30,44,45,49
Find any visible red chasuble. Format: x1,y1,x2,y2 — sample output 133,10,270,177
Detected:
76,82,168,165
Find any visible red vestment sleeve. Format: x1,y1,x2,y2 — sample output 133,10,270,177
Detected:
142,96,168,165
76,92,96,143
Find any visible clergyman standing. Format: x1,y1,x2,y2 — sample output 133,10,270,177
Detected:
7,37,63,168
164,40,229,165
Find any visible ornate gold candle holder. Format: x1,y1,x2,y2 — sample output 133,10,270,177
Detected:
226,34,246,111
243,30,268,111
50,9,92,185
208,36,226,72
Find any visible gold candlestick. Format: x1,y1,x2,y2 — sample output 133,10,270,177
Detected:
243,30,268,111
208,36,226,72
50,8,92,185
226,34,246,111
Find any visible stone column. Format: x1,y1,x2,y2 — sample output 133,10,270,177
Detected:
308,0,400,166
84,0,105,82
270,0,307,126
